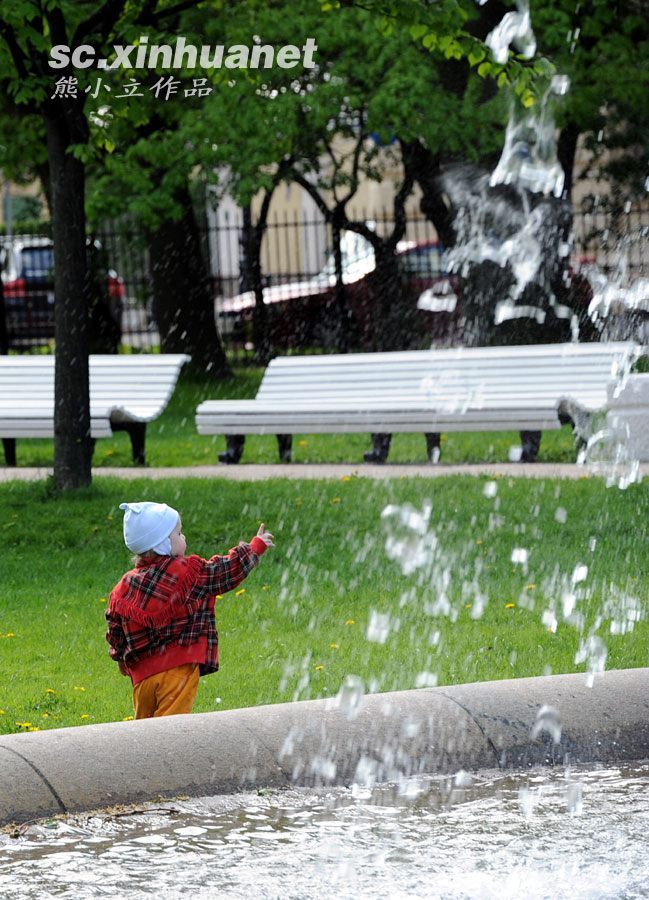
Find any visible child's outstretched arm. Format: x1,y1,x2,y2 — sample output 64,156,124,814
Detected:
200,523,274,595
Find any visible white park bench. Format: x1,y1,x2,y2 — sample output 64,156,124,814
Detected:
0,353,189,466
195,342,640,463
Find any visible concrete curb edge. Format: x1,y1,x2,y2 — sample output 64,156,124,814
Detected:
1,667,648,825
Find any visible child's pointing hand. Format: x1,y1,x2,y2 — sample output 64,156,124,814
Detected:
257,522,275,547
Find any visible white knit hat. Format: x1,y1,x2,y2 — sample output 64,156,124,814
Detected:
119,502,180,555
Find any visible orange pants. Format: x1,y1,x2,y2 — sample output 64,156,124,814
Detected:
132,663,200,719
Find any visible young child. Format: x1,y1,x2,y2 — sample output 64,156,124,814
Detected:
106,501,273,719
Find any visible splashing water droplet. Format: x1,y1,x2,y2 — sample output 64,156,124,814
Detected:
572,564,588,584
415,671,438,688
518,785,542,817
554,507,567,524
578,418,640,490
310,755,336,781
486,0,536,64
542,609,558,633
336,675,365,720
575,634,608,686
566,780,583,815
353,755,379,789
530,704,562,744
483,481,498,498
382,501,437,575
551,74,571,95
454,770,474,787
511,547,529,565
366,610,391,644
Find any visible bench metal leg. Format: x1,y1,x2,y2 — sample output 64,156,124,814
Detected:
520,430,542,463
277,434,292,462
364,433,391,463
425,432,441,463
220,434,245,464
112,421,147,465
2,438,16,466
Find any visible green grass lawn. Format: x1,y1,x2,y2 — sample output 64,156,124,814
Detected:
0,475,646,734
7,366,579,467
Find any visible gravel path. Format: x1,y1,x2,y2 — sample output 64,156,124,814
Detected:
1,462,646,482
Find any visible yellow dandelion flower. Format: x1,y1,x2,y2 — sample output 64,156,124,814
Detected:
28,727,40,732
340,475,351,482
505,603,515,609
122,716,134,721
42,713,49,718
99,597,107,603
15,722,32,728
235,588,246,596
314,665,324,671
74,686,86,692
525,584,536,590
1,632,16,638
329,643,339,650
262,585,270,591
45,689,56,694
465,604,472,609
476,539,483,545
331,497,341,504
80,714,89,720
215,595,223,600
345,619,355,625
0,710,5,716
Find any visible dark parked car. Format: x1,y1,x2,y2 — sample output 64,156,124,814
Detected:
218,236,462,351
0,236,125,349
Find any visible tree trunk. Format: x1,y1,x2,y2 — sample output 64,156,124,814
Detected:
557,122,581,201
250,223,270,365
401,140,456,247
44,107,93,490
239,204,254,292
249,189,278,366
373,249,405,351
331,212,353,353
0,277,7,355
148,181,230,377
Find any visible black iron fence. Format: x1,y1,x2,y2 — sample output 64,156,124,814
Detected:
1,202,648,357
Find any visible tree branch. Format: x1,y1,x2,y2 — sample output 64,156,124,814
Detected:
133,0,160,26
340,114,366,204
72,0,129,47
44,5,68,47
148,0,204,24
0,21,29,80
290,168,332,221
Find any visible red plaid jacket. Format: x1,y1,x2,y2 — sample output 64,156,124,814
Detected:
106,537,267,685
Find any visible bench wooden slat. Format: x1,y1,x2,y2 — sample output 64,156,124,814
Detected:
0,353,189,463
195,343,639,459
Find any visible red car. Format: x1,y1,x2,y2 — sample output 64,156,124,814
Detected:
218,237,462,351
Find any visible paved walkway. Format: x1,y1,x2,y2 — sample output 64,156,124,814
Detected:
1,462,646,482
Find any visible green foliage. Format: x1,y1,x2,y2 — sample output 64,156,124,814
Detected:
532,0,649,197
